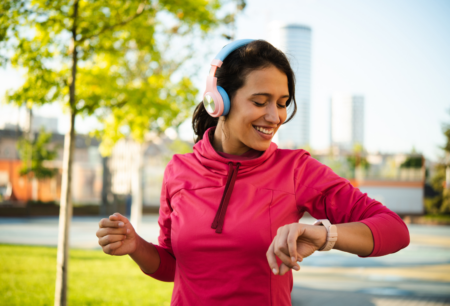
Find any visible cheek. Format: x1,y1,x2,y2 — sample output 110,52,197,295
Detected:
279,109,288,124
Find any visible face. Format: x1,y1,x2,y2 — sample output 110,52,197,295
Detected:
218,65,289,154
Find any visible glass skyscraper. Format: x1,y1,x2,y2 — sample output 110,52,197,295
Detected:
268,22,311,148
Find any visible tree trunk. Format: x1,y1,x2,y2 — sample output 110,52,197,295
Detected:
101,156,111,216
27,107,33,200
54,1,78,305
54,110,75,306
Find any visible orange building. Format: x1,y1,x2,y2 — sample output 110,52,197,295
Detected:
0,129,100,205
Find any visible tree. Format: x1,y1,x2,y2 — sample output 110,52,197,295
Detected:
425,113,450,214
17,127,58,179
1,1,245,305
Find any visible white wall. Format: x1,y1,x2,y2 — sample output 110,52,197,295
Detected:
359,186,424,214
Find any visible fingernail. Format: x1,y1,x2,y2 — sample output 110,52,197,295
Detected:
293,265,300,271
118,222,124,227
272,268,277,275
291,257,296,263
127,229,130,234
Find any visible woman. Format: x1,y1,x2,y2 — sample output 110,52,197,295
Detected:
96,40,410,305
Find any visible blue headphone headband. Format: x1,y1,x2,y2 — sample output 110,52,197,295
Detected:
214,39,255,62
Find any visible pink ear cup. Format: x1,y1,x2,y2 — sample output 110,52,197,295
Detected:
203,76,224,117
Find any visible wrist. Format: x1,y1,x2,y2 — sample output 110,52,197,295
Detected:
129,234,143,257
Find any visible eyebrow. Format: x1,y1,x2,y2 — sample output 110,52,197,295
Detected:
251,92,290,99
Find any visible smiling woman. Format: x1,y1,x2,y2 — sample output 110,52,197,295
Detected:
193,40,297,154
96,40,410,306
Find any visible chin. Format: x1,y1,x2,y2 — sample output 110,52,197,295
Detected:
249,140,272,152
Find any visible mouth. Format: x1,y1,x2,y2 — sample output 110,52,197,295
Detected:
252,125,275,138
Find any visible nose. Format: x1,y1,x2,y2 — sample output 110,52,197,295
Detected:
264,102,281,125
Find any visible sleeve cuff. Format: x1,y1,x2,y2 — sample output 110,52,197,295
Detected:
358,211,410,258
141,244,176,282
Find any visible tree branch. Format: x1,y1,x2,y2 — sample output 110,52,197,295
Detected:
78,2,147,43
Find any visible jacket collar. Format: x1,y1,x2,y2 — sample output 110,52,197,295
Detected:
193,126,278,175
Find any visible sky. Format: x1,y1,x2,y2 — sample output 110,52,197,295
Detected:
231,0,450,160
1,0,449,160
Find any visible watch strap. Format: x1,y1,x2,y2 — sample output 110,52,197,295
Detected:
313,219,338,251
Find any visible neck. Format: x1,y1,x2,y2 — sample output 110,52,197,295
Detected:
211,122,251,155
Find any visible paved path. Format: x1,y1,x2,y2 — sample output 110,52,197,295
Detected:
291,287,450,306
1,216,450,305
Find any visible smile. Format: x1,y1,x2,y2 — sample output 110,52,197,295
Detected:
253,125,274,135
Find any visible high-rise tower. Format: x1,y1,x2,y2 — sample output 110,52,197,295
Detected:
268,22,311,148
330,93,365,151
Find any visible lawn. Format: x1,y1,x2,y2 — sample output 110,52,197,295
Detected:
0,244,173,306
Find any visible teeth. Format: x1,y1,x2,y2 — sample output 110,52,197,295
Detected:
255,126,273,135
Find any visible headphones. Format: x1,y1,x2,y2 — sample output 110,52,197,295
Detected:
203,39,254,117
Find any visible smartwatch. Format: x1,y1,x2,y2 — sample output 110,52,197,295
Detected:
313,219,338,251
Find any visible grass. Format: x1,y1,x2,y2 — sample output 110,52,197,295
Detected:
0,244,173,306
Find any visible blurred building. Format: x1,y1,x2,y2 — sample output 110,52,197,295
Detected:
0,107,58,134
32,116,59,133
268,22,311,148
314,150,425,215
330,93,365,152
0,128,102,204
109,136,179,207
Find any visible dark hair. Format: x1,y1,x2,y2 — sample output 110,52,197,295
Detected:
192,39,297,143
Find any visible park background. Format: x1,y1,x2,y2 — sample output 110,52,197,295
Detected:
0,0,449,305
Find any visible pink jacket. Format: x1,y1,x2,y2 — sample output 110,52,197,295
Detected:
145,127,410,305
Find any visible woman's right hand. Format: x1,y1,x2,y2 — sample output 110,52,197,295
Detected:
96,212,139,256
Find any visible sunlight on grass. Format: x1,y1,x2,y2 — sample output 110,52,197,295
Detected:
0,244,173,306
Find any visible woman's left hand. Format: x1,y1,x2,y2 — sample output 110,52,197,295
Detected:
266,223,328,276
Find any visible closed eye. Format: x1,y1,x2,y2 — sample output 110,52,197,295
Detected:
253,101,265,107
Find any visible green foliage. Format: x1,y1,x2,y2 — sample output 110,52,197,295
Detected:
0,244,173,305
400,156,423,168
17,128,58,179
169,138,193,155
425,114,450,214
346,155,370,171
346,144,370,173
2,0,244,155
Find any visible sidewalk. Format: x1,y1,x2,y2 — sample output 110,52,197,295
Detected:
291,287,450,306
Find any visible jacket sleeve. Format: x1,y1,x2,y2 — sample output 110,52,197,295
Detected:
294,154,410,257
143,163,176,281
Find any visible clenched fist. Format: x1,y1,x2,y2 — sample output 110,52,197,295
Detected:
96,213,138,256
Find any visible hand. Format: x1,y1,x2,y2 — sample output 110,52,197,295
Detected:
96,212,139,256
266,223,327,276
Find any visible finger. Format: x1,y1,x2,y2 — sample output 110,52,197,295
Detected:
274,226,289,257
274,245,298,271
98,234,126,247
98,218,125,229
109,212,129,223
274,227,299,270
96,227,129,238
280,262,300,275
266,240,279,275
102,240,122,255
279,263,291,276
287,225,301,265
